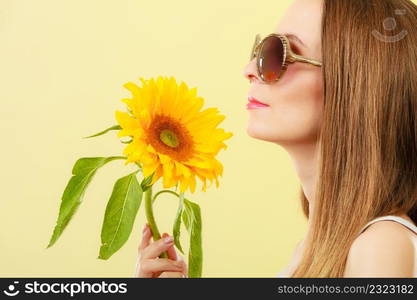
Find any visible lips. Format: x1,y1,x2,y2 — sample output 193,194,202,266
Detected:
248,96,269,107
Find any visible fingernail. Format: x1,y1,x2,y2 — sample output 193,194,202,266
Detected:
142,224,147,233
163,236,174,244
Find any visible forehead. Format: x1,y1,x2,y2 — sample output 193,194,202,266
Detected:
273,0,322,54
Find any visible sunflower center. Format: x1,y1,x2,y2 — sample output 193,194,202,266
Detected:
160,129,179,148
147,114,194,162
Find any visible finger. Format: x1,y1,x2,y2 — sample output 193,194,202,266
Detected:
138,224,152,253
140,258,184,275
134,256,142,277
179,257,188,277
175,255,188,277
162,233,178,261
158,271,184,278
141,235,175,259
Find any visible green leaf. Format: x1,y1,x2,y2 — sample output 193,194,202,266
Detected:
98,170,143,260
47,156,126,248
182,199,203,278
182,206,190,230
172,194,185,254
83,125,121,139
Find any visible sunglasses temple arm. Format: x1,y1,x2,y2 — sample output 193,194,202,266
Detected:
291,53,322,67
250,36,262,60
250,44,258,60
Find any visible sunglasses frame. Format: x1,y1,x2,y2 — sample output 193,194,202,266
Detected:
250,33,322,83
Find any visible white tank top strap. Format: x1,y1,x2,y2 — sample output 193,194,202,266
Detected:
359,215,417,235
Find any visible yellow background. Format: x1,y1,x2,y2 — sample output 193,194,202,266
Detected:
0,0,310,277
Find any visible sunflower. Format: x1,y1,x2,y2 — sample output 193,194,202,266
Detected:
115,76,233,194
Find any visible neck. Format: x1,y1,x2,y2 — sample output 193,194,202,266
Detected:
279,141,320,231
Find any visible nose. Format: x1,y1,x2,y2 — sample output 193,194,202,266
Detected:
242,58,261,83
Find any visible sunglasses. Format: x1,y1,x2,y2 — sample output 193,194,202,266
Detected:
250,33,322,83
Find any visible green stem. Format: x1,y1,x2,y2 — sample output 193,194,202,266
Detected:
144,185,168,258
152,190,180,204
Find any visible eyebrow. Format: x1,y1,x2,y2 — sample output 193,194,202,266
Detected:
281,33,308,49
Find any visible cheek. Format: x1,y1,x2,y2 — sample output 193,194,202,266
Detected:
272,69,323,139
263,70,323,142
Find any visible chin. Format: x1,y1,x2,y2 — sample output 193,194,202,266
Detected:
246,123,311,146
246,124,281,142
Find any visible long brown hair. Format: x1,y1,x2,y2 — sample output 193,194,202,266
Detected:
292,0,417,277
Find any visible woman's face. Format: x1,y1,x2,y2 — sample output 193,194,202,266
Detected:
243,0,323,146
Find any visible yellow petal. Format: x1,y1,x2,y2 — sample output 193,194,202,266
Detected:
162,162,176,188
174,161,192,178
179,178,189,193
189,175,196,193
123,82,142,98
150,166,163,185
158,152,171,164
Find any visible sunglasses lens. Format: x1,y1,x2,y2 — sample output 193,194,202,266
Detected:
258,36,284,83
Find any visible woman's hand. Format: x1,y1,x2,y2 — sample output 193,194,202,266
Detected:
135,223,188,278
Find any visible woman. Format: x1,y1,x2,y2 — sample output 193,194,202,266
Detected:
135,0,417,278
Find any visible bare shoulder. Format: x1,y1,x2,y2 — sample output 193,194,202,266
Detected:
343,221,416,277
